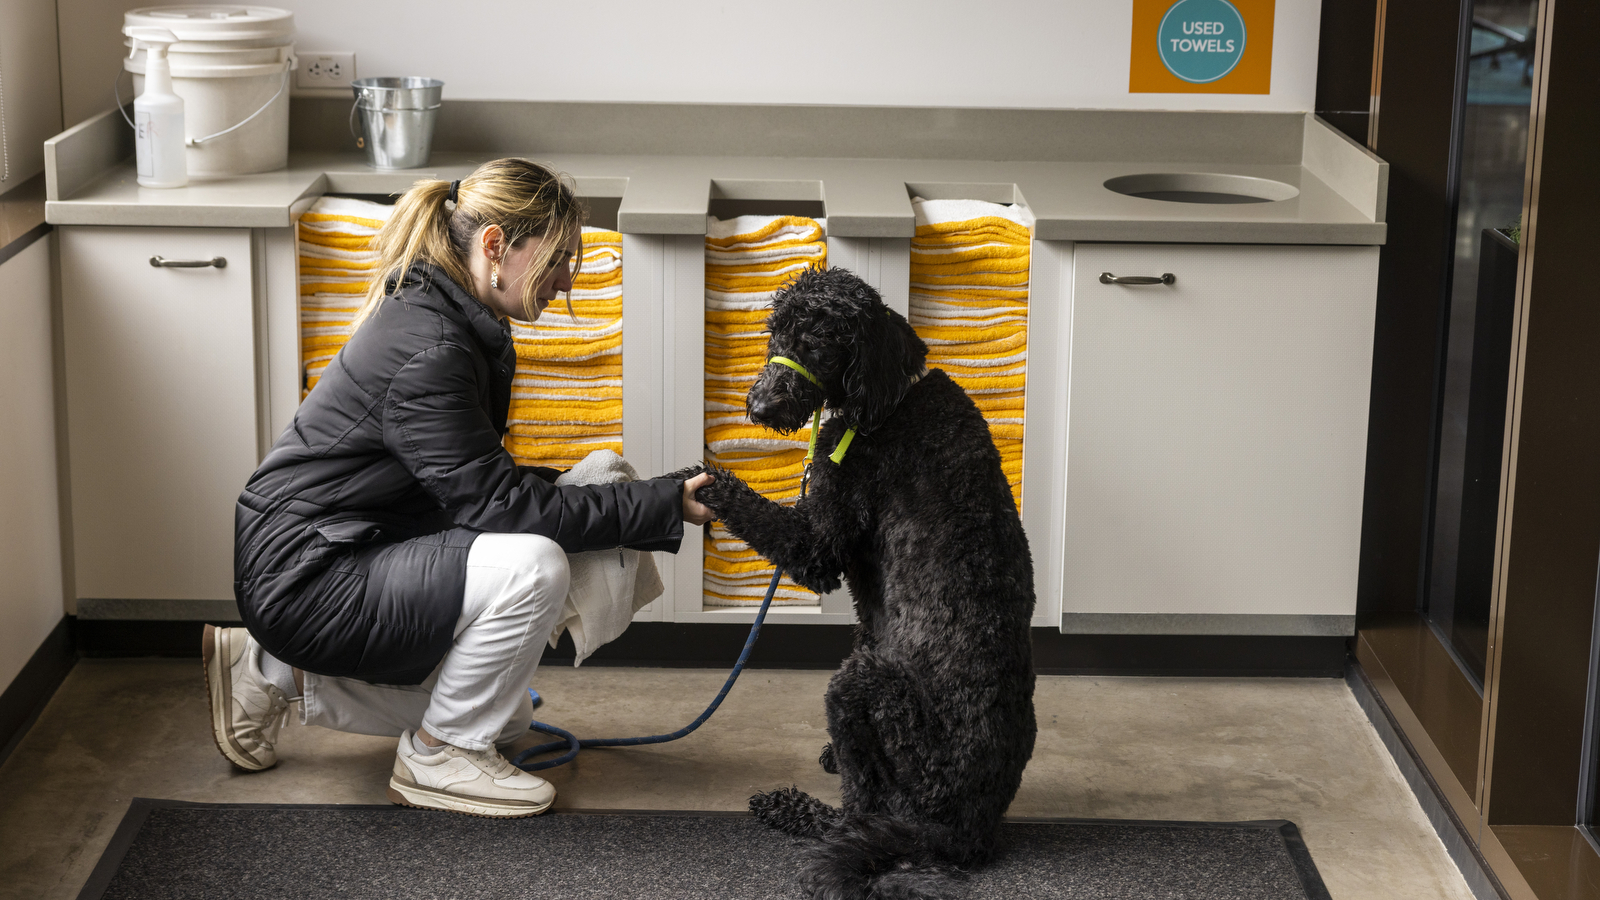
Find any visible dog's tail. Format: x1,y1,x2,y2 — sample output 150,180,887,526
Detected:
799,813,964,900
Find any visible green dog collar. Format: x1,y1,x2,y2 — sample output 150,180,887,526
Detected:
764,356,857,465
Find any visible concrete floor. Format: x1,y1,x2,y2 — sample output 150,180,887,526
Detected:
0,659,1473,900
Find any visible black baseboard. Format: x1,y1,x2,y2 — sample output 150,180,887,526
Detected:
68,617,1348,677
1032,633,1350,677
75,618,215,658
0,616,78,767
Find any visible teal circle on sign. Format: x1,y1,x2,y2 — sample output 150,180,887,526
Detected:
1157,0,1247,84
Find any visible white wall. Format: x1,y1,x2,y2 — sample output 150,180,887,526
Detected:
0,235,65,691
0,0,64,187
59,0,1322,127
0,0,67,696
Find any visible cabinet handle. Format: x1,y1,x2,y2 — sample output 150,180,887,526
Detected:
150,255,227,269
1099,272,1174,286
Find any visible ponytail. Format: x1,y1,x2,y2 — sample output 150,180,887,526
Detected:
352,158,586,329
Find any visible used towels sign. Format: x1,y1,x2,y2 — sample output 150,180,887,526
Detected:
1130,0,1274,94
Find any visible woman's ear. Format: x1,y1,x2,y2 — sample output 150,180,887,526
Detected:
479,223,505,261
841,307,924,434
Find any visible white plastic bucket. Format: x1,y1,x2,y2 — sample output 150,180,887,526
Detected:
121,6,296,176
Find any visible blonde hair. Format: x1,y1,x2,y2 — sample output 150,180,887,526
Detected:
354,157,585,328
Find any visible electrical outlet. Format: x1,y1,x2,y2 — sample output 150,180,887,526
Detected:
295,52,356,89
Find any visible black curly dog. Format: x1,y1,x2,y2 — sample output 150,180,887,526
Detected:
687,267,1037,900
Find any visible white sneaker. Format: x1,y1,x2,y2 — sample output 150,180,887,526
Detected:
202,625,291,771
388,731,556,818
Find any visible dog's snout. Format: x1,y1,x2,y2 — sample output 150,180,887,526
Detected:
748,395,776,422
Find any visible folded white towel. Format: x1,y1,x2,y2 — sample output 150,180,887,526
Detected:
303,195,393,224
911,197,1036,230
547,450,665,665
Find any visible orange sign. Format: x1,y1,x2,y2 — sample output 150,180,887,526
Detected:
1130,0,1275,94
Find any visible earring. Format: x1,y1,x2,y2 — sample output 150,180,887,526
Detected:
491,262,499,290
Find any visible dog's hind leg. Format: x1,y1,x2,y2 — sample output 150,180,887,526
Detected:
825,650,941,820
749,786,842,840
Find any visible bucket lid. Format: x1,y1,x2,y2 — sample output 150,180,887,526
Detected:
124,6,294,43
125,55,291,78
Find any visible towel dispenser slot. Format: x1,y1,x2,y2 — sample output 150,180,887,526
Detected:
708,179,826,221
707,198,826,220
905,182,1027,207
583,195,621,232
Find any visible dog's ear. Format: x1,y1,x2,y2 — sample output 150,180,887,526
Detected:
841,304,928,434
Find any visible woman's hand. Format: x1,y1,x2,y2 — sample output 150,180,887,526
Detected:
682,472,717,526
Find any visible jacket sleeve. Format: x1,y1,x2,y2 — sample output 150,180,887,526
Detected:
520,465,564,484
382,344,684,553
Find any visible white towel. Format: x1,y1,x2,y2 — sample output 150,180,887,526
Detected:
547,450,666,665
910,197,1035,229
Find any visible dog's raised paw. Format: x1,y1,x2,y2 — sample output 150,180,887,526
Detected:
699,468,771,521
819,742,838,774
662,463,707,484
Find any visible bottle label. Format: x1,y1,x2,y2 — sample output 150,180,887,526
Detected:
135,110,153,178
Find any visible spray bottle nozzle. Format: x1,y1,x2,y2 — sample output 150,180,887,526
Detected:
125,26,180,56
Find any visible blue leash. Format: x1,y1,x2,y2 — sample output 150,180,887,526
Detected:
515,355,837,773
510,566,781,772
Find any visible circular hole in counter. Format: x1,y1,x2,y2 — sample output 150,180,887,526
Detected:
1104,172,1300,205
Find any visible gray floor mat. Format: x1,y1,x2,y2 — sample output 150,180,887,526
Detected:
78,800,1332,900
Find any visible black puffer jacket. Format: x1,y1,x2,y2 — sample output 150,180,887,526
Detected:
235,264,684,684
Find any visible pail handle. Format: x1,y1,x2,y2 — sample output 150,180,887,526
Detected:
114,55,296,147
348,98,366,149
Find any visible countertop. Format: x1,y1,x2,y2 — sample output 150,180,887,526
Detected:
44,105,1388,244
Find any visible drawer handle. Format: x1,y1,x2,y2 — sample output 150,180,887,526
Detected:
1100,272,1174,286
150,255,227,269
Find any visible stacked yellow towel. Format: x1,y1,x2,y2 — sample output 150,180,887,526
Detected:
703,215,827,608
504,227,624,468
298,202,622,469
909,197,1033,510
296,197,393,397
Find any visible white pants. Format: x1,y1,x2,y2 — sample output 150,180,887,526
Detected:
297,533,570,751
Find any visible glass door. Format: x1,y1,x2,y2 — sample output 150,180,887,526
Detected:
1423,0,1539,690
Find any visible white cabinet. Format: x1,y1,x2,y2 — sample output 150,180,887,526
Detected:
59,226,284,603
1059,243,1378,634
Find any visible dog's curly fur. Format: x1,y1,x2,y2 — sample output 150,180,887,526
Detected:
688,267,1038,900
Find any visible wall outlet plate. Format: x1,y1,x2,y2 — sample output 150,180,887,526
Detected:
295,52,356,90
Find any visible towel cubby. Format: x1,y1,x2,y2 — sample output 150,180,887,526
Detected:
702,213,828,608
906,190,1034,511
296,197,387,398
503,228,625,468
294,196,629,472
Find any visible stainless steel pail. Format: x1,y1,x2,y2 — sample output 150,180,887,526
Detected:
350,77,443,169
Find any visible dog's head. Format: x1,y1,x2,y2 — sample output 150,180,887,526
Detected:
748,266,928,435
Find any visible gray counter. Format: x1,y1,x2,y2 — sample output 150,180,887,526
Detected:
45,102,1386,244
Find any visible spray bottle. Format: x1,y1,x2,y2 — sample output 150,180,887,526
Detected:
125,27,186,189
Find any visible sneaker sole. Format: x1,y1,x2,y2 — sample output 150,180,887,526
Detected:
203,624,275,772
386,776,554,819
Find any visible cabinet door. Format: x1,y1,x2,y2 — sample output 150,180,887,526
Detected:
60,226,258,601
1064,244,1378,623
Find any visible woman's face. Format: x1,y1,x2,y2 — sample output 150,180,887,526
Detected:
477,226,580,322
